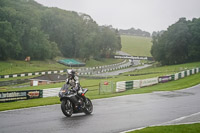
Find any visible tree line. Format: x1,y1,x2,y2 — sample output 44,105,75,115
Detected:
0,0,121,61
119,28,151,37
151,17,200,65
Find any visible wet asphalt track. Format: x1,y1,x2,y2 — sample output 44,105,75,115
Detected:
1,84,200,133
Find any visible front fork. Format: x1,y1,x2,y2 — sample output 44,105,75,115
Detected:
76,94,86,109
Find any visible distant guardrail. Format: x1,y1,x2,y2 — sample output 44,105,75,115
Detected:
114,55,154,61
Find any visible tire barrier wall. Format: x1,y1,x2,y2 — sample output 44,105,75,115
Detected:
116,78,158,92
116,67,200,92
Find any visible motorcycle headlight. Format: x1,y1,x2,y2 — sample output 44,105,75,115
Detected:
60,90,66,93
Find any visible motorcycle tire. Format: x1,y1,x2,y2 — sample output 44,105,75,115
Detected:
61,99,73,117
84,98,93,115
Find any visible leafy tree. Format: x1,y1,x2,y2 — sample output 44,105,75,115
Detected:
23,27,59,60
188,18,200,61
0,0,121,61
151,17,200,65
119,28,150,37
0,21,21,60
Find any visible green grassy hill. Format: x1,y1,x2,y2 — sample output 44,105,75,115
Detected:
121,35,152,57
0,60,67,75
0,58,123,75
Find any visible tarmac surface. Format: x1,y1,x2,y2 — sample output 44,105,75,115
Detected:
1,84,200,133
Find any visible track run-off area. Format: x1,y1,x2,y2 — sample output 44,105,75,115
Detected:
1,84,200,133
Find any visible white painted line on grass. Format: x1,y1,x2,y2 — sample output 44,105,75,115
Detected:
120,111,200,133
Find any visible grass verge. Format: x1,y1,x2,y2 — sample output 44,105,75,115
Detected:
0,60,67,75
128,123,200,133
0,58,123,75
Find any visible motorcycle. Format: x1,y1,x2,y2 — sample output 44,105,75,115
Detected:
59,84,93,117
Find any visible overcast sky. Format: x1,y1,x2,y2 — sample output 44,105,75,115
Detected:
35,0,200,33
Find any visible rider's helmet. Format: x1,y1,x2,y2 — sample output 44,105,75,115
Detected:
67,69,76,79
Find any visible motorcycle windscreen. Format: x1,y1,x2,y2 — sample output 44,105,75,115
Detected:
61,84,70,92
82,88,88,94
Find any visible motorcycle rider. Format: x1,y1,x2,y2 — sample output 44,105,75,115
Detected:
66,69,80,92
66,69,85,107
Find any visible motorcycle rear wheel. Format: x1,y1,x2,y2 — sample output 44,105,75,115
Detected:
84,98,93,115
61,99,73,117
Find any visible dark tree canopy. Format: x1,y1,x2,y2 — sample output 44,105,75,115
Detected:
0,0,121,61
119,28,151,37
151,17,200,65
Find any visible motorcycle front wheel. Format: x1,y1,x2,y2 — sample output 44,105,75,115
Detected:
61,99,73,117
84,98,93,115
